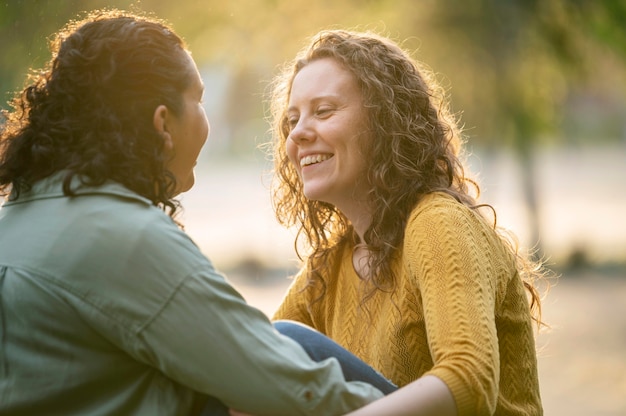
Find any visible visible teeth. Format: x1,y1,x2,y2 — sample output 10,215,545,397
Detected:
301,154,330,167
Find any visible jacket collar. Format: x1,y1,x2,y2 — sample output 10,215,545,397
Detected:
3,172,152,207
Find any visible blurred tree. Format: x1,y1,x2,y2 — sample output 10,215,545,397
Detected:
583,0,626,55
0,0,137,107
2,0,625,258
400,0,626,258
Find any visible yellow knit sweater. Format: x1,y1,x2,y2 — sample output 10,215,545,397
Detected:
273,192,542,416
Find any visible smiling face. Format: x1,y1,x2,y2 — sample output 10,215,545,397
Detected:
286,58,372,215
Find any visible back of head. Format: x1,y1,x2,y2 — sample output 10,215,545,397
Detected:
0,9,190,205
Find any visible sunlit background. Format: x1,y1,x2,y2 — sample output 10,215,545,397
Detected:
2,1,626,414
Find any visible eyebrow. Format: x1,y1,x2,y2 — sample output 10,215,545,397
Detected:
287,94,340,112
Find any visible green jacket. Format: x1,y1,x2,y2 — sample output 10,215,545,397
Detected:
0,173,382,415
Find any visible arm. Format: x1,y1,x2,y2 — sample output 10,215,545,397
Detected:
345,375,456,416
127,226,382,416
402,195,502,414
72,210,384,416
142,265,383,415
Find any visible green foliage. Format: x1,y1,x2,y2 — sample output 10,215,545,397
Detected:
3,0,623,257
0,0,133,106
2,0,624,147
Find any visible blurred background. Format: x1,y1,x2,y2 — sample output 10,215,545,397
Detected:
2,1,625,414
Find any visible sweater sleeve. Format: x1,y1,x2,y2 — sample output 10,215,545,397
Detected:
403,195,502,416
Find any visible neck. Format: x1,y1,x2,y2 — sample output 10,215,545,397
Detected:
331,196,372,243
342,206,371,244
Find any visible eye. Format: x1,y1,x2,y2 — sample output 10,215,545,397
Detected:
315,106,334,117
287,114,299,130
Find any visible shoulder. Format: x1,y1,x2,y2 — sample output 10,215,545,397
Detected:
66,181,208,277
402,192,514,271
407,192,479,231
403,192,498,253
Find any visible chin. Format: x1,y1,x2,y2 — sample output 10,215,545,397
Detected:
303,189,327,203
176,175,195,195
181,182,195,194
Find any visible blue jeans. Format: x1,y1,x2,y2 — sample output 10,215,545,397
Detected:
200,320,397,415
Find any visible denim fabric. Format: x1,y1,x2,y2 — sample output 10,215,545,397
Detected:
274,320,398,395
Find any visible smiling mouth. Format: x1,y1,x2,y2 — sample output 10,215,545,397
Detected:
300,154,332,167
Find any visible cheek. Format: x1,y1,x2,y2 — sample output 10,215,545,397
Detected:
192,113,209,155
204,119,210,141
285,140,299,167
200,111,210,140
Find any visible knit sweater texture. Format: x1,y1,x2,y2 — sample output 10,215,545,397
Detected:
273,192,542,416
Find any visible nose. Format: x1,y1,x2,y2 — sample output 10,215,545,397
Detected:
288,117,315,145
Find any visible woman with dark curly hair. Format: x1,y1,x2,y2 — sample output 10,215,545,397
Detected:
0,12,387,415
267,29,549,415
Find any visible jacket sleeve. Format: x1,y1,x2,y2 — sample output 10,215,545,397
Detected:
130,231,382,416
138,264,383,415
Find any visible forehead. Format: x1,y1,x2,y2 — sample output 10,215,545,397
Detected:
181,51,203,89
290,58,360,100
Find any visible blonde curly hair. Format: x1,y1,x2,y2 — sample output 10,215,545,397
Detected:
268,29,546,327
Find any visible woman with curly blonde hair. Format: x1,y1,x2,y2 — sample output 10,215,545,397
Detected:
268,29,548,415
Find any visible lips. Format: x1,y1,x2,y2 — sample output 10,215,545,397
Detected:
300,153,332,167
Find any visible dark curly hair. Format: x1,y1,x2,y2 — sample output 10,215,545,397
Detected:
0,9,193,216
268,29,546,327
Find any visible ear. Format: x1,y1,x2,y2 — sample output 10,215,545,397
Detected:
153,104,174,152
